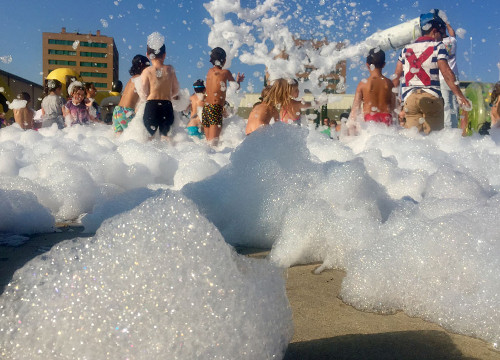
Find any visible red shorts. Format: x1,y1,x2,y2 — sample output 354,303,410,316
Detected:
364,112,392,125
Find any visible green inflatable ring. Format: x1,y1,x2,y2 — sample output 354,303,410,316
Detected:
464,82,493,135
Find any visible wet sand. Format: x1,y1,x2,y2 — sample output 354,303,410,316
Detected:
1,232,499,359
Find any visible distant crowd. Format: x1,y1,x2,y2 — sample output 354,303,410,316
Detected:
1,10,499,145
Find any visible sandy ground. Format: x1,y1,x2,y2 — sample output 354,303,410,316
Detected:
1,229,499,360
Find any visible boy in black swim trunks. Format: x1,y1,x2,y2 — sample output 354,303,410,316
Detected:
202,47,244,145
141,32,180,140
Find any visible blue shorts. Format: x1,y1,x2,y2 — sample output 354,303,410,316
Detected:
187,126,204,138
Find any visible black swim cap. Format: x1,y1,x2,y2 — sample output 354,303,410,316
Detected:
193,79,205,88
112,80,123,93
210,47,226,65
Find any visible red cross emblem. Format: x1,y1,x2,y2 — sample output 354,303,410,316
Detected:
404,46,434,85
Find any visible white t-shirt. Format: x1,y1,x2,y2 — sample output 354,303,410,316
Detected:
41,94,64,119
439,36,459,80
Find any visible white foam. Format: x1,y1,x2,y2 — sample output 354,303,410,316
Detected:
1,0,500,352
146,31,165,53
0,191,293,359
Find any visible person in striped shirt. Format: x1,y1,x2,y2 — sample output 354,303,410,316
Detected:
393,10,469,134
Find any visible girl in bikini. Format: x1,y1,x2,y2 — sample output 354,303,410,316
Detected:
245,80,289,135
279,78,314,125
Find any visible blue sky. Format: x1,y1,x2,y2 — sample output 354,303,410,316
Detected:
1,0,499,93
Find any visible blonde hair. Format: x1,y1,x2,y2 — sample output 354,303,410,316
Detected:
280,78,299,110
262,78,290,108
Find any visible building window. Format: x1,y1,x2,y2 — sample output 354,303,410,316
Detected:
80,62,107,68
80,41,108,48
80,72,108,78
80,51,107,58
94,82,108,88
48,59,77,66
48,39,75,46
48,49,76,56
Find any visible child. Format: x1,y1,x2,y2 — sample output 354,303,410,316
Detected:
320,117,333,138
187,79,206,138
141,32,180,140
245,81,287,135
202,47,245,145
113,54,150,134
84,82,101,122
63,81,97,126
11,92,35,130
41,79,65,129
490,82,500,127
350,48,395,125
331,119,341,139
439,21,460,128
280,78,314,125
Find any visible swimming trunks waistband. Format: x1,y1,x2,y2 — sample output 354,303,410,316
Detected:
364,112,392,125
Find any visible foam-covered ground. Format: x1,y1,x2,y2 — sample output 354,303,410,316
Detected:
1,117,500,349
0,190,293,359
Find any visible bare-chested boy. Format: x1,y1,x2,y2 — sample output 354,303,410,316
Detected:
141,32,180,140
202,47,244,145
350,48,395,126
12,92,35,130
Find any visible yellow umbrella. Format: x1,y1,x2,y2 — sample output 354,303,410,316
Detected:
46,68,82,98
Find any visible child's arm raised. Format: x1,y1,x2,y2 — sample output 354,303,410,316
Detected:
226,71,245,89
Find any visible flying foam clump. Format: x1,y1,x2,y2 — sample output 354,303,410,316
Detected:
147,31,165,54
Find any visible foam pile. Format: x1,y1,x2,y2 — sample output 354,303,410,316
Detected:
0,191,293,359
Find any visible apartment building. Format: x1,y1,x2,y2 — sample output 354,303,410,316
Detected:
42,28,119,90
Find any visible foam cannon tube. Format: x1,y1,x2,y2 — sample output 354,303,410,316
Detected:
365,17,422,51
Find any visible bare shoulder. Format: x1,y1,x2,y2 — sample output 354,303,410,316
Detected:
383,77,394,88
142,66,153,77
164,64,175,73
223,69,235,80
356,80,367,93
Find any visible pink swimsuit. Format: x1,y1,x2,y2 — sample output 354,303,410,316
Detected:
280,108,300,123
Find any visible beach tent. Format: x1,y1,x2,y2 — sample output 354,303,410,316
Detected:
46,68,82,98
